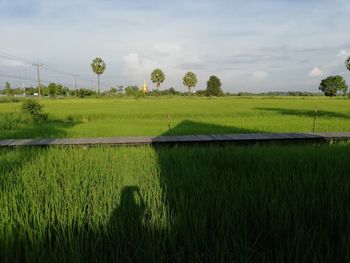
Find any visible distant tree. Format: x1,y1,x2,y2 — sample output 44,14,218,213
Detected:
109,87,117,95
40,85,49,96
48,83,58,97
125,86,140,96
195,90,207,96
117,85,124,93
4,82,14,96
319,75,348,98
77,88,95,98
61,86,69,96
25,87,35,96
183,72,197,95
91,57,106,94
151,69,165,96
206,76,223,96
169,87,176,95
56,84,63,95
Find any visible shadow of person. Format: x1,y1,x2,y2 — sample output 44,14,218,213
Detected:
104,186,154,262
108,186,146,234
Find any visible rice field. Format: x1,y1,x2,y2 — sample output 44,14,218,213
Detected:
1,97,350,262
0,96,349,139
1,142,350,262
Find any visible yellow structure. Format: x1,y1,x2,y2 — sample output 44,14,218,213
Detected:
142,81,149,93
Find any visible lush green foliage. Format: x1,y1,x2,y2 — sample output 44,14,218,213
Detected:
21,100,47,121
206,75,223,96
183,71,197,94
47,83,64,97
125,85,140,96
319,75,348,97
91,57,106,93
151,69,165,93
0,97,349,139
90,57,106,75
1,142,350,262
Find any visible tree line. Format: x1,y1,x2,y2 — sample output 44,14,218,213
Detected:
90,56,224,97
2,55,350,98
91,56,350,98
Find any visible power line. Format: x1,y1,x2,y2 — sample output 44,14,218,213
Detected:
0,52,34,65
0,73,70,87
0,51,113,89
0,73,43,82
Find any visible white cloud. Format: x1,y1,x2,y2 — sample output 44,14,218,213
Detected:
122,52,157,78
149,44,181,57
252,71,268,80
337,50,350,59
308,67,323,77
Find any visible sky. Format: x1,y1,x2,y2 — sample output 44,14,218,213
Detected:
0,0,349,92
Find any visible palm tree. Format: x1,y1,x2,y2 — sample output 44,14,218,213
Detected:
151,69,165,96
183,72,197,95
91,57,106,94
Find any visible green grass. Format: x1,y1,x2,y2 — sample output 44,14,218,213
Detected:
0,96,349,139
1,97,350,262
1,142,350,262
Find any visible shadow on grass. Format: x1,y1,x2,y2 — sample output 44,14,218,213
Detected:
152,121,350,262
255,107,350,120
0,113,76,200
0,113,77,139
163,120,260,135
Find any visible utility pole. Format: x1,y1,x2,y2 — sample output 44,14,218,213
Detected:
73,74,79,98
32,63,43,97
20,67,26,94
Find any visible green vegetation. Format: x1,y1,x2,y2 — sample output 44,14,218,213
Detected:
0,97,349,139
47,83,65,97
91,57,106,94
21,100,47,121
1,97,350,261
151,68,165,95
183,71,197,95
206,75,223,96
319,76,348,98
1,141,349,262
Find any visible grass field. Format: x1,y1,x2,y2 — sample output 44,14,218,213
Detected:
0,96,349,139
1,97,350,262
1,142,350,262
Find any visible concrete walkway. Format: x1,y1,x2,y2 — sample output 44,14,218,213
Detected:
0,132,350,147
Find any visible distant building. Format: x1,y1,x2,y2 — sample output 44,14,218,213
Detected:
142,81,148,93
